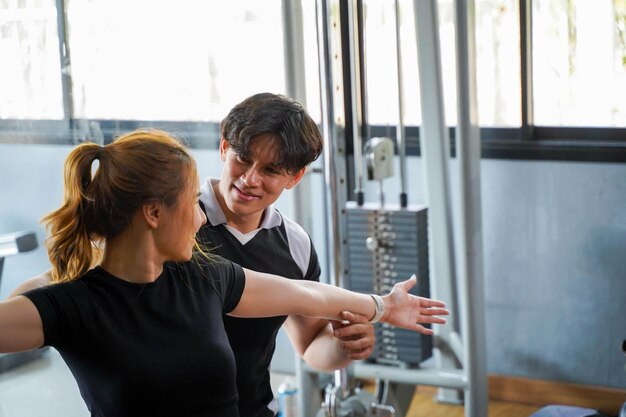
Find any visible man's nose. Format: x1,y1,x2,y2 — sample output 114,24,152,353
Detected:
242,167,261,187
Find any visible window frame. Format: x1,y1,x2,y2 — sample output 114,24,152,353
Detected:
481,0,626,162
2,0,626,162
359,0,626,163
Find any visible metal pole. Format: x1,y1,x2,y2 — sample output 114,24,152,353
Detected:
393,0,408,208
282,0,308,105
55,0,74,123
346,0,365,206
298,0,350,415
412,0,463,405
453,0,488,415
282,0,315,234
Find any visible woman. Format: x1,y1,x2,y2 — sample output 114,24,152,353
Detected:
0,129,447,417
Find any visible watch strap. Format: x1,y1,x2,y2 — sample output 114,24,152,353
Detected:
368,294,385,323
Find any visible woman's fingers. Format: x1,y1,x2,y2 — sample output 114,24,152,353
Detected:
412,323,435,335
416,315,447,324
420,307,449,316
417,296,447,308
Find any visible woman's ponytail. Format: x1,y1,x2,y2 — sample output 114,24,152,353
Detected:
43,142,103,283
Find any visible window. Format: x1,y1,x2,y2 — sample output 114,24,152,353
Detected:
533,0,626,127
354,0,626,161
0,0,63,119
363,0,521,127
0,0,291,145
1,0,625,160
65,0,285,122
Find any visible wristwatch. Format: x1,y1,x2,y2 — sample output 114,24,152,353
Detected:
368,294,385,323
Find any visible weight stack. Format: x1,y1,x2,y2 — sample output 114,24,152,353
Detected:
345,202,431,367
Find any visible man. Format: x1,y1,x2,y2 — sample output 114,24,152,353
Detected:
11,92,376,417
197,92,375,417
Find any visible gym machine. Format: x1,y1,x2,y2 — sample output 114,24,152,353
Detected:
0,231,44,372
298,0,488,416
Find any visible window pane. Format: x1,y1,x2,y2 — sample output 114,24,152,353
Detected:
364,0,425,126
475,0,521,127
0,0,63,119
66,0,285,121
533,0,626,127
363,0,520,128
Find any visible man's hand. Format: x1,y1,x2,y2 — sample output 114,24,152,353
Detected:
330,311,375,360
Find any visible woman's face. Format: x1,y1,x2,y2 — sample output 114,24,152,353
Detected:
157,170,207,262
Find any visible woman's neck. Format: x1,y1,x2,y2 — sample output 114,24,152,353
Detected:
99,229,164,284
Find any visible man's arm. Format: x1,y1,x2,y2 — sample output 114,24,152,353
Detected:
283,311,375,372
6,270,52,298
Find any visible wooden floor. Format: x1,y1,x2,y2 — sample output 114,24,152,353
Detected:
355,382,542,417
405,387,541,417
392,387,541,417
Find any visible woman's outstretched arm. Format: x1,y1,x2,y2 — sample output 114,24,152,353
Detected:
230,270,448,335
0,296,44,352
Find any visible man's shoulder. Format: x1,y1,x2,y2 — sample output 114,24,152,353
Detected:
274,210,309,239
271,210,320,279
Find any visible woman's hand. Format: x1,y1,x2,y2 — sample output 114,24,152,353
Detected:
381,275,449,334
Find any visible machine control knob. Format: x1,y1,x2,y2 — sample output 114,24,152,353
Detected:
365,237,379,251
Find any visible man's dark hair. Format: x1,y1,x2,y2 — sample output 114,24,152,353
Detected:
220,92,323,173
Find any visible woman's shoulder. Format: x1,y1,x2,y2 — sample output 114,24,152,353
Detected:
174,255,239,278
9,267,103,299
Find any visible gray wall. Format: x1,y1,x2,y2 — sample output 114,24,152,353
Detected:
1,144,625,390
482,159,626,389
354,156,626,390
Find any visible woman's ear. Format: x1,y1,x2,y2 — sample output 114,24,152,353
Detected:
142,203,162,229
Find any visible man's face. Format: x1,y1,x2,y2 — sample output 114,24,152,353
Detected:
217,134,305,225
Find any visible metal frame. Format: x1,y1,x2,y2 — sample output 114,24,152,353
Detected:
413,0,463,406
295,0,349,415
0,231,38,282
299,0,488,416
55,0,73,123
520,0,534,138
451,0,489,415
282,0,316,236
